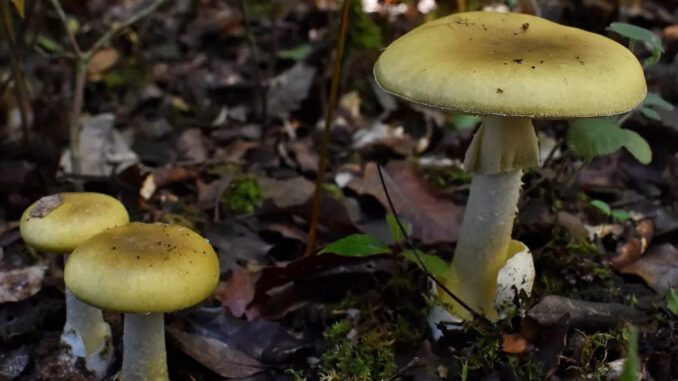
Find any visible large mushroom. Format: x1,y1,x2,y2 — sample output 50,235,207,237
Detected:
374,11,646,320
65,222,220,381
20,192,129,378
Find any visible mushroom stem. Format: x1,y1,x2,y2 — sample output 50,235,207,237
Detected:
62,255,113,379
121,313,168,381
445,116,539,321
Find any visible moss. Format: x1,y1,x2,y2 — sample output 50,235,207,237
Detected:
323,183,344,200
574,330,624,380
221,176,264,215
424,165,472,188
320,324,397,381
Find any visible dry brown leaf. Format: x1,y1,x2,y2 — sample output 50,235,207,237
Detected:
87,48,120,80
620,243,678,295
502,333,528,354
612,219,654,269
168,326,264,379
215,271,261,319
347,161,463,244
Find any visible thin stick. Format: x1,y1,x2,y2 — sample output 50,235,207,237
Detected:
304,0,351,257
376,164,490,324
47,0,82,55
89,0,166,56
1,0,32,148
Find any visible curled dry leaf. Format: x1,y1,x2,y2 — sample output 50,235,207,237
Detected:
620,243,678,295
612,219,654,269
0,264,47,303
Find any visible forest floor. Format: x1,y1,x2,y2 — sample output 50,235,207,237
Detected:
0,0,677,380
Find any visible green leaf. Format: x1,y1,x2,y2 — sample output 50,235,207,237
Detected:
451,114,482,130
11,0,24,18
620,326,640,381
320,234,390,257
591,199,611,216
608,22,657,44
611,210,631,222
639,107,661,121
386,213,410,243
278,44,312,61
567,118,627,159
35,34,65,54
401,250,453,279
607,22,662,66
643,92,674,111
666,288,678,315
624,130,652,164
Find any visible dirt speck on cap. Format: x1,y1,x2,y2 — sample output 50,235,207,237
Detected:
29,194,63,218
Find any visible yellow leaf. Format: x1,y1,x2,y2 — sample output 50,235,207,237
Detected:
11,0,25,18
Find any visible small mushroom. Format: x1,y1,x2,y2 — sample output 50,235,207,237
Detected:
374,12,646,320
20,192,129,378
65,222,220,381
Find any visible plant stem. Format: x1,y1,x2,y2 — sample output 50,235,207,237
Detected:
303,0,351,257
48,0,165,184
1,0,32,148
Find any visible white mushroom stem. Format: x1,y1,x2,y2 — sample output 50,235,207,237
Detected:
451,171,522,319
122,313,169,381
62,255,113,379
445,116,539,321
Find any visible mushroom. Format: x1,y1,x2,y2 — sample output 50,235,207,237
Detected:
65,222,220,381
20,192,129,377
374,12,646,320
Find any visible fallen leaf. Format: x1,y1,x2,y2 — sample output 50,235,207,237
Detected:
176,128,208,163
347,161,463,244
502,333,528,354
215,271,261,318
612,219,654,269
266,63,316,118
620,243,678,295
28,194,62,218
59,114,138,176
0,265,47,303
168,326,264,379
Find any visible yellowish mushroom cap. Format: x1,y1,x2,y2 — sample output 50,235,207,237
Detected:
374,12,647,118
65,222,220,314
20,192,129,253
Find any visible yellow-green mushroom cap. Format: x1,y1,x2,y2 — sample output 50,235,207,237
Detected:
374,11,647,118
65,222,220,314
20,192,129,253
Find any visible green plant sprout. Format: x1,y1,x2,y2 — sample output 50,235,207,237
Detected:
566,23,674,165
590,199,630,222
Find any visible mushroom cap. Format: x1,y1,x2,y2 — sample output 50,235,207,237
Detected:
20,192,129,253
65,222,220,314
374,11,647,118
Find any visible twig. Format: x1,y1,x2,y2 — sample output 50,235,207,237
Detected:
376,164,491,325
238,0,267,129
47,0,82,55
387,357,422,381
304,0,351,257
1,0,32,148
89,0,166,56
